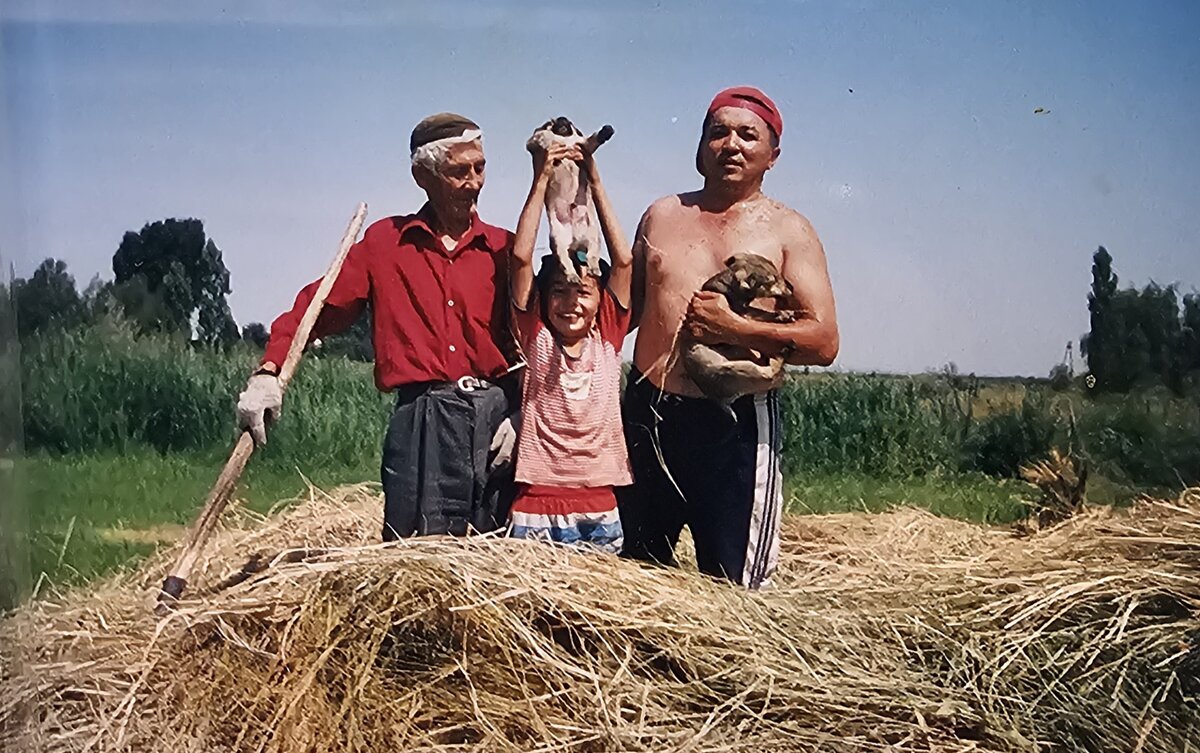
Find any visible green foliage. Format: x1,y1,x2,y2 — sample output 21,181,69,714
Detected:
241,322,269,349
112,218,238,346
21,318,390,461
0,262,29,610
1048,364,1072,392
316,304,374,362
1078,393,1200,488
249,347,390,469
1182,293,1200,374
960,395,1055,477
20,450,380,586
21,318,1199,491
777,375,959,477
786,472,1029,524
16,316,1200,506
12,258,83,338
23,317,239,453
1083,247,1196,394
1083,246,1118,388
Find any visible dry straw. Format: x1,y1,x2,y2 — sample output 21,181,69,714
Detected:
3,484,1198,752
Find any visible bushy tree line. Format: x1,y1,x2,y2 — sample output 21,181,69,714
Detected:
4,217,373,358
1082,247,1200,395
9,218,240,347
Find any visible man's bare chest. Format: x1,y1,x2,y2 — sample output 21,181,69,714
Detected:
645,221,785,288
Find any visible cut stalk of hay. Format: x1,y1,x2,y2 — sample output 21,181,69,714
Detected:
1019,448,1089,530
2,483,1197,752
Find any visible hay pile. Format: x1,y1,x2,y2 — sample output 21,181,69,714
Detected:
2,484,1198,752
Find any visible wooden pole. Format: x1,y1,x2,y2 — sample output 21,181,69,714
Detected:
156,202,368,612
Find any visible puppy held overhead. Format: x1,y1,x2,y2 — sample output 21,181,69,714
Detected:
527,117,614,283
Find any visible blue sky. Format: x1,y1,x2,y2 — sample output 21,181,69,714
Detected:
2,0,1198,376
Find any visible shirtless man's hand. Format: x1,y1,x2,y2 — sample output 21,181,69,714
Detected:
683,290,742,345
630,101,839,397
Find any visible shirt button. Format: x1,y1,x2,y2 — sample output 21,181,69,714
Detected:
447,299,455,307
449,345,457,353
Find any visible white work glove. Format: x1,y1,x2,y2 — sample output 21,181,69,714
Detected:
488,412,520,472
236,373,283,446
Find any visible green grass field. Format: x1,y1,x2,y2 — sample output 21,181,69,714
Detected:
11,447,1057,590
17,450,378,590
5,323,1196,604
7,423,1179,597
11,450,1127,591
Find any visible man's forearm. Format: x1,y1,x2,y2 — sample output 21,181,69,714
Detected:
732,315,839,366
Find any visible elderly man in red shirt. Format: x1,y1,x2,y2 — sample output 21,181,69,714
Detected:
235,113,523,540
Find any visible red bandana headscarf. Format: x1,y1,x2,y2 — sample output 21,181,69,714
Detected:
696,86,783,176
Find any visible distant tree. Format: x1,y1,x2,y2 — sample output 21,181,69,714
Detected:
12,258,83,338
1082,246,1121,391
1182,294,1200,395
109,275,172,335
1048,363,1072,392
317,304,374,362
241,322,269,349
1134,282,1184,392
1110,288,1153,392
112,218,238,346
78,275,117,321
0,278,13,352
1082,247,1197,395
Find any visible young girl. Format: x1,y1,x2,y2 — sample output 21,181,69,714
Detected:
506,138,633,553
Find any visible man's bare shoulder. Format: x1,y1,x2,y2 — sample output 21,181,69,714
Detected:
641,193,695,227
761,197,822,251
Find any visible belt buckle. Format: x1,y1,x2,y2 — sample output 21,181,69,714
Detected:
456,375,482,392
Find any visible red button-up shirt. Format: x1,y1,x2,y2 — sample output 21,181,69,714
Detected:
263,205,518,391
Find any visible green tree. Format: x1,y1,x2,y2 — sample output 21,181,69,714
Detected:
12,258,83,338
0,261,28,610
108,275,172,335
241,322,269,349
1134,282,1184,392
1110,289,1151,391
112,219,238,346
1081,246,1121,391
1081,248,1188,393
317,304,374,362
1048,363,1072,392
1181,294,1200,368
1181,293,1200,392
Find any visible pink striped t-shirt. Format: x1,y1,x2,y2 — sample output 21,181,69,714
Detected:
512,291,632,488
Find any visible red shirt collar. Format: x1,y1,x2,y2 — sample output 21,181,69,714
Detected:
399,203,498,255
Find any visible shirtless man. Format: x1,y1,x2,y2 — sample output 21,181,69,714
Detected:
619,86,839,589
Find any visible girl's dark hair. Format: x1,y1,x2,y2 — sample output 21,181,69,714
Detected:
535,250,610,294
534,250,611,321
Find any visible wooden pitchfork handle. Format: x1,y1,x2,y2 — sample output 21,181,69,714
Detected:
156,202,368,613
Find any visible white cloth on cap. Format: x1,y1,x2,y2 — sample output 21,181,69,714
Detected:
411,128,483,169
